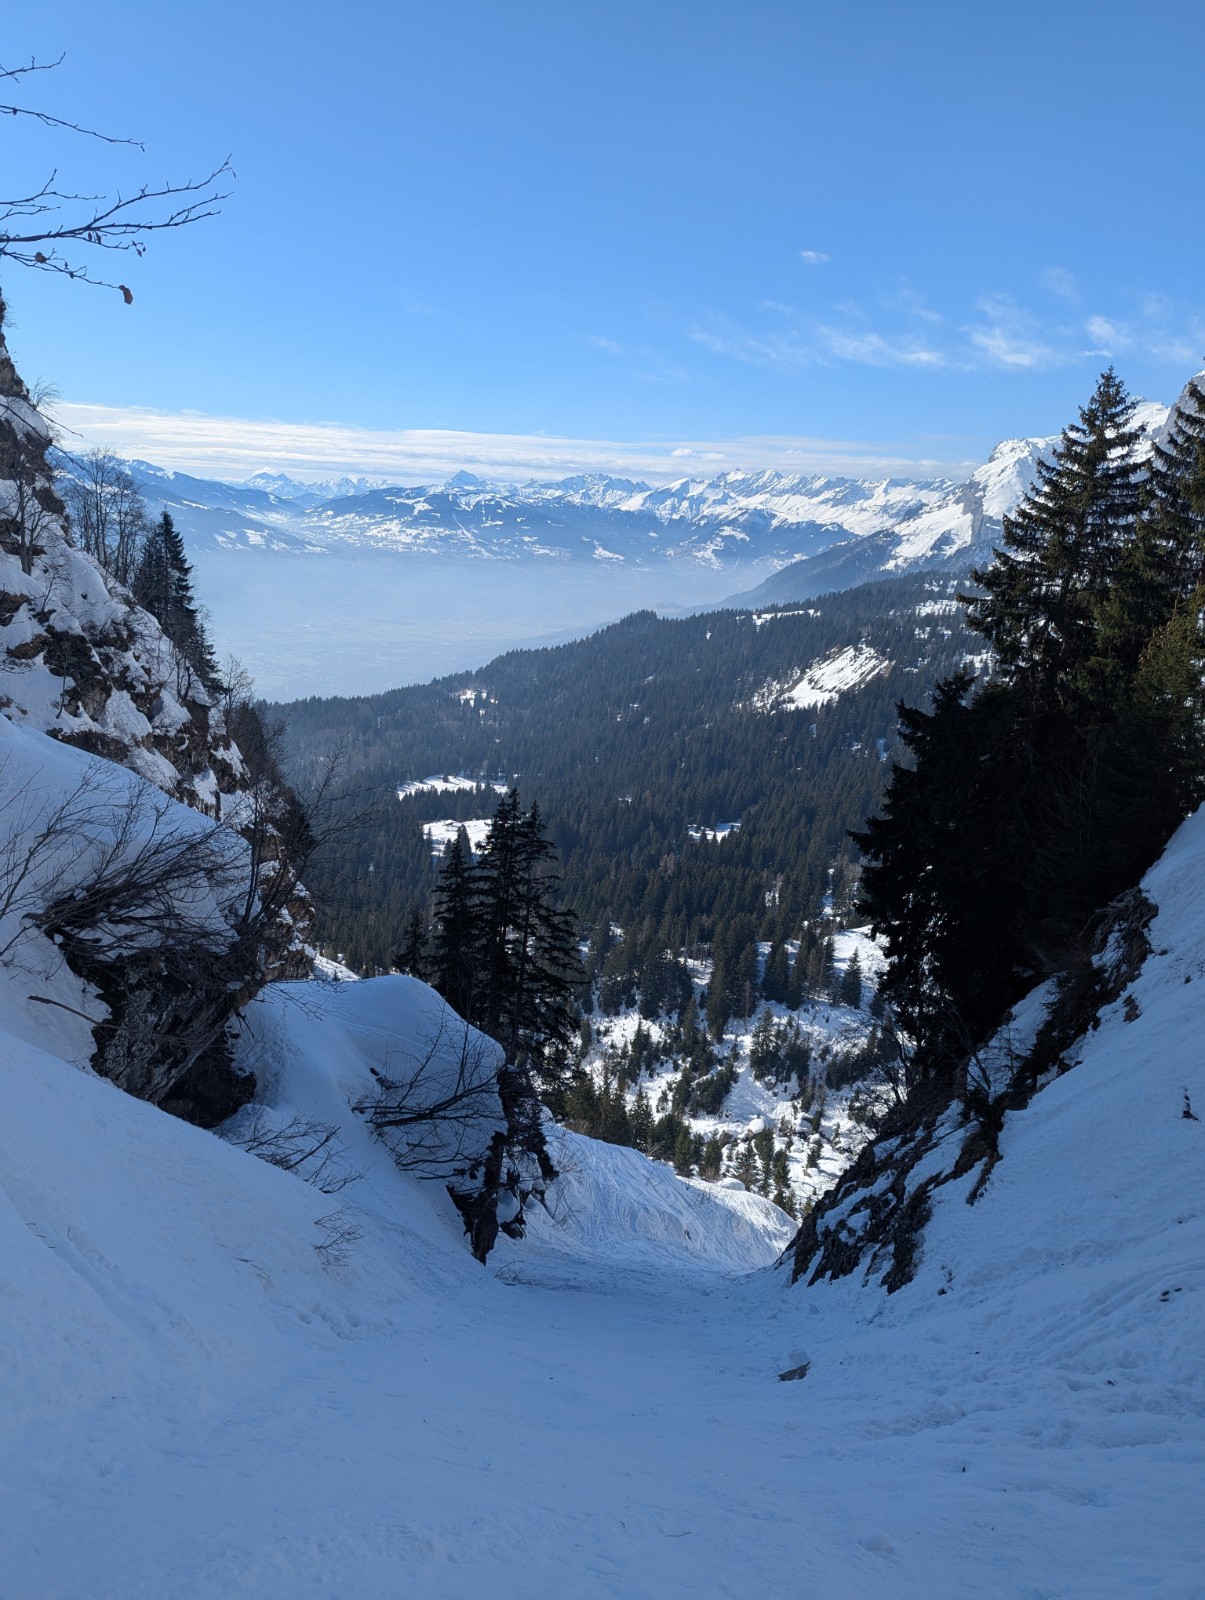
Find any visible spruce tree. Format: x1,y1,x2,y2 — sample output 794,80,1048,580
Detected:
967,367,1145,710
393,906,428,979
858,366,1205,1079
134,511,221,690
430,835,477,1018
472,791,583,1091
839,949,863,1009
1095,377,1205,691
761,938,790,1004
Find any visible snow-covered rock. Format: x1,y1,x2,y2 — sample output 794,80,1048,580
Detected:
0,304,312,1120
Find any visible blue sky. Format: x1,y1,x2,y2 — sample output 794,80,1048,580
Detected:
4,1,1204,482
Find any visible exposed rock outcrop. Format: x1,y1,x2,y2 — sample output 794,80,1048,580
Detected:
0,300,313,1123
787,885,1156,1292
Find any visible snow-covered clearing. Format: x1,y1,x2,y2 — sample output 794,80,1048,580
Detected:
756,641,892,712
421,817,492,855
587,924,889,1206
397,775,507,800
687,819,741,842
1,724,1202,1596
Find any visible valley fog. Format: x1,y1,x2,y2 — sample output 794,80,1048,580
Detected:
192,547,767,697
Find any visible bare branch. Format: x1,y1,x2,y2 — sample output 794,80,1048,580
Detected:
0,55,68,84
355,1007,504,1180
224,1111,363,1194
0,47,232,300
0,101,144,148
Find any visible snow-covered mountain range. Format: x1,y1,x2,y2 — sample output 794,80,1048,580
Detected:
59,396,1172,592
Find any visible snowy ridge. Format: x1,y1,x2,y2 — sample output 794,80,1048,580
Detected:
60,398,1177,592
397,773,508,800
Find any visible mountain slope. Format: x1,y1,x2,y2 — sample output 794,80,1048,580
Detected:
0,794,1200,1596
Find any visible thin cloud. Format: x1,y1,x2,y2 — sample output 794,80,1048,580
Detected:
691,311,945,371
687,320,814,372
885,285,943,325
52,400,981,485
693,283,1204,380
1041,267,1079,302
1084,315,1132,353
816,326,947,368
966,296,1063,370
799,250,830,266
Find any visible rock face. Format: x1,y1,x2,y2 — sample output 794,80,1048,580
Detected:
787,886,1156,1293
0,311,241,810
0,300,313,1123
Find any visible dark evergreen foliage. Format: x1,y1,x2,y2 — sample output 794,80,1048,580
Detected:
271,573,977,996
133,511,221,690
966,367,1144,710
859,368,1205,1082
393,906,428,979
427,790,583,1096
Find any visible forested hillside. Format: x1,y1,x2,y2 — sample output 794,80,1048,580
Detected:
272,571,979,982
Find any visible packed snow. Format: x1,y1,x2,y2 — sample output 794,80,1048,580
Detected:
1,720,1202,1595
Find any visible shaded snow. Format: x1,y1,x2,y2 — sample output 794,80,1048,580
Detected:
0,718,1201,1596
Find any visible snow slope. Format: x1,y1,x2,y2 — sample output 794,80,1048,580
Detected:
1,762,1202,1595
757,639,893,711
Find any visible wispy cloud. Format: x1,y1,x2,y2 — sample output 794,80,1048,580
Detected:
1084,314,1132,353
884,285,943,325
965,296,1063,370
687,319,814,373
816,326,947,368
584,334,621,354
1041,267,1079,302
799,249,830,266
50,400,981,485
689,312,944,372
692,278,1205,381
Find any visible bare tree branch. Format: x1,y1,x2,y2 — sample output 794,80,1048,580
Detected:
0,53,232,300
355,1007,504,1180
224,1111,363,1194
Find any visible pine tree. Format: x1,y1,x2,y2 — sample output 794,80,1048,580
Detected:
630,1086,654,1152
134,511,221,690
472,791,583,1091
393,906,428,978
854,671,1028,1070
858,367,1205,1078
698,1135,723,1179
1145,376,1205,596
967,367,1145,711
839,949,863,1009
1094,378,1205,692
734,1139,758,1190
761,938,790,1004
672,1124,695,1175
430,834,477,1018
770,1149,795,1215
